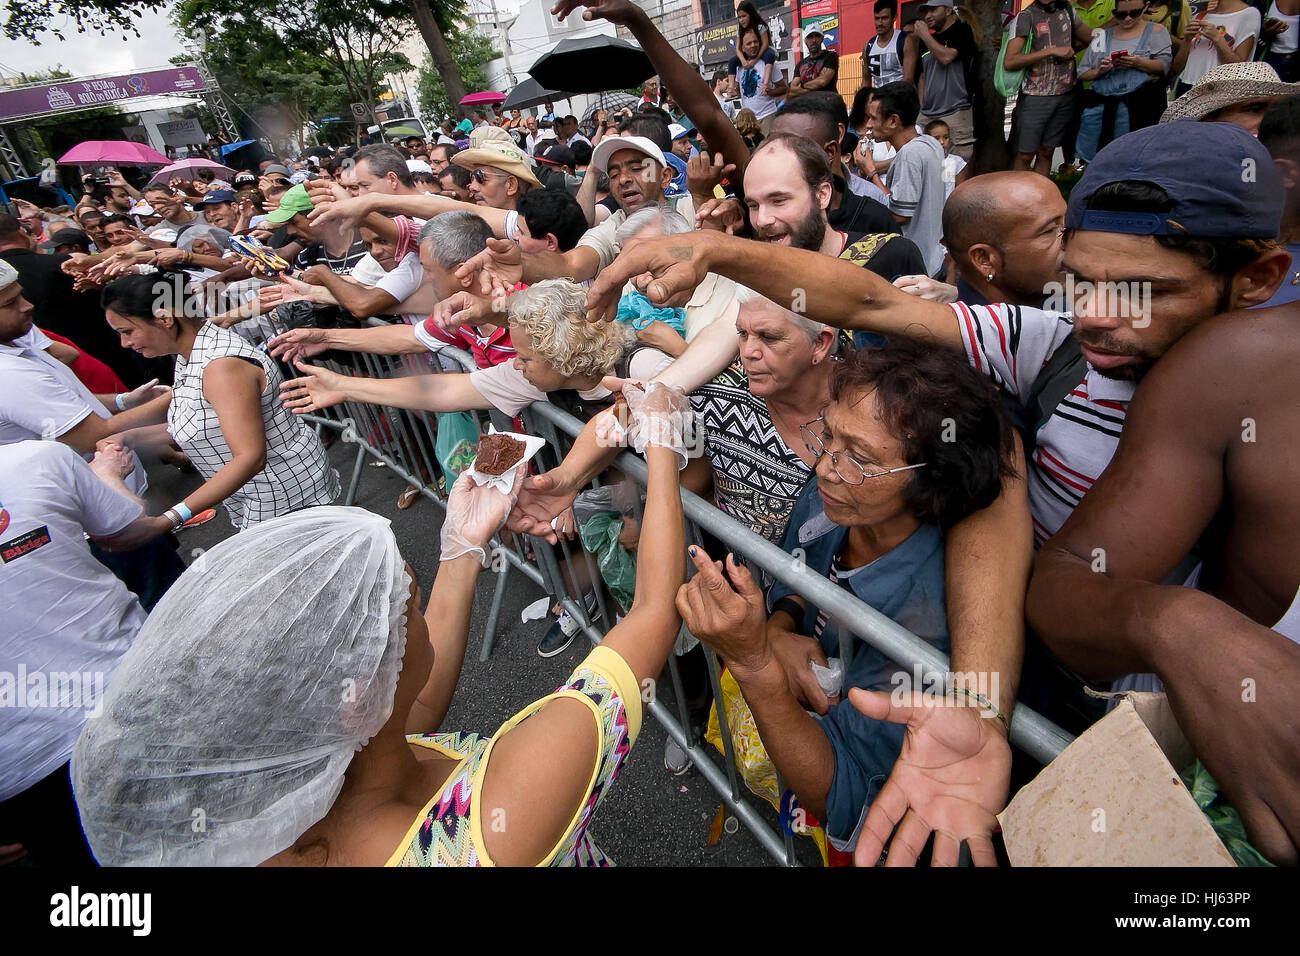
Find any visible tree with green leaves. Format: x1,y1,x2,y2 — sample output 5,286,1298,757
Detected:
408,0,472,118
416,31,500,126
176,0,413,128
3,0,166,43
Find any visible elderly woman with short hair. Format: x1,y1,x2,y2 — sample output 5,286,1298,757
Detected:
675,339,1017,861
278,278,673,422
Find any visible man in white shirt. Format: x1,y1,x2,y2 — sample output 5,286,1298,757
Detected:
0,439,153,865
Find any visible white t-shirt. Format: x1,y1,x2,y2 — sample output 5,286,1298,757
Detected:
0,440,145,801
349,253,389,287
942,153,968,199
0,327,147,496
1178,6,1262,86
467,348,672,417
374,251,424,301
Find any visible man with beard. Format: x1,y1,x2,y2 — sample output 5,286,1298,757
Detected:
743,134,925,281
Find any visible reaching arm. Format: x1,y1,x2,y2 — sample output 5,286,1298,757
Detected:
480,390,686,866
585,231,963,348
307,191,510,238
268,324,423,364
306,266,399,319
552,1,752,185
57,392,172,454
278,362,494,415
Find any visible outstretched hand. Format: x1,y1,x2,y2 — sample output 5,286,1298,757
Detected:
675,548,771,676
847,688,1011,867
586,232,718,322
551,0,645,26
278,359,348,414
454,237,522,300
505,472,580,543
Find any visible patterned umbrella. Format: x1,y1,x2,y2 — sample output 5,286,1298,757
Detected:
147,158,236,184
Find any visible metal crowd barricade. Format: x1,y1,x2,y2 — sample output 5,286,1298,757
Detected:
273,327,1076,867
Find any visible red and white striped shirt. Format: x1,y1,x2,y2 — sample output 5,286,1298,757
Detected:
951,302,1135,546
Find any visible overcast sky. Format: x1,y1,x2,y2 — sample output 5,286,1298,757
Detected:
0,4,188,80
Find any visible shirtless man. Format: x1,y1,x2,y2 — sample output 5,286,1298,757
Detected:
1025,100,1300,867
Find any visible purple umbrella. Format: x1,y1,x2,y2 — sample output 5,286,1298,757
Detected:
148,158,236,184
57,140,171,167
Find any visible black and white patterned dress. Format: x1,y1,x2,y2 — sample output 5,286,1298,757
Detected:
169,323,340,529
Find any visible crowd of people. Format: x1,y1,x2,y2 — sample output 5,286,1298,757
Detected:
1,0,1298,869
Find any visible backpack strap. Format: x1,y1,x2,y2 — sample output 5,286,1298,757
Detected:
1024,335,1087,451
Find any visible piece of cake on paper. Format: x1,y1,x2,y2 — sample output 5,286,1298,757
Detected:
474,433,526,476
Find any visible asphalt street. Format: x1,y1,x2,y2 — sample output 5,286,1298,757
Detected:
144,440,822,867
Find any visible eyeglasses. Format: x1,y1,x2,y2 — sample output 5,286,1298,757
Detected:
1114,8,1144,18
799,416,928,485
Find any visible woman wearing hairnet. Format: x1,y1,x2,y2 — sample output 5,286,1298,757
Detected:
73,383,689,866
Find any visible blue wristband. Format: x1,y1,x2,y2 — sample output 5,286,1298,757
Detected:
173,503,193,524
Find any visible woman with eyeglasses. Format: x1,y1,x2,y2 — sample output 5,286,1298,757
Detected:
1075,0,1173,160
675,337,1017,857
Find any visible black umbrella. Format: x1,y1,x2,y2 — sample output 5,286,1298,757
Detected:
528,34,654,94
502,77,575,112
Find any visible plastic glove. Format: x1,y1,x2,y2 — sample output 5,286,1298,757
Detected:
118,378,171,409
440,463,525,566
623,380,692,469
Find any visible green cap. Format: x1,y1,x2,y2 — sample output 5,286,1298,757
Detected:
263,184,314,224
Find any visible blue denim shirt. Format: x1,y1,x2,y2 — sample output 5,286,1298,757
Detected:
767,477,949,846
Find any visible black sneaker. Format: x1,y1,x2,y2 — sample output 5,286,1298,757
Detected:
537,609,581,658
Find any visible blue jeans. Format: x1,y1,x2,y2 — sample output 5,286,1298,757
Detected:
1076,100,1131,162
89,534,186,612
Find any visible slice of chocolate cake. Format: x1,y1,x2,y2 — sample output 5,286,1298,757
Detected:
474,433,525,476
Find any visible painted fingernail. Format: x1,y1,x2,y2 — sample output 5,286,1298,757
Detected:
688,546,697,557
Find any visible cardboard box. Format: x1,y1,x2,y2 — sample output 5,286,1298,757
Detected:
998,693,1235,866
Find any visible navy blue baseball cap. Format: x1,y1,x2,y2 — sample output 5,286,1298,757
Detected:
1066,121,1282,239
195,189,238,207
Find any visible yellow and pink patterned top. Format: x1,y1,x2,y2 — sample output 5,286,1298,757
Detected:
384,646,642,867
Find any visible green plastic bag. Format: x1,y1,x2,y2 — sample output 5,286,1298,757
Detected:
1180,761,1276,867
435,411,479,483
995,30,1033,98
577,511,637,612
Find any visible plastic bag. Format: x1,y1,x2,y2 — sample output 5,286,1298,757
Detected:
576,510,637,612
704,667,830,865
994,31,1033,99
435,411,479,483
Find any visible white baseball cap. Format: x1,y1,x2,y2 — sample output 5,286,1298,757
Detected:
0,259,18,292
591,135,667,175
406,159,433,174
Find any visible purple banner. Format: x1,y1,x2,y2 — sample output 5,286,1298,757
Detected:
0,67,205,122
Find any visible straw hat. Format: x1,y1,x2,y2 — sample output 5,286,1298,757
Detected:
451,140,542,188
1161,62,1299,123
468,125,515,148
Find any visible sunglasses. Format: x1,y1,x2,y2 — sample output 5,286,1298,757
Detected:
1114,7,1144,18
471,168,509,184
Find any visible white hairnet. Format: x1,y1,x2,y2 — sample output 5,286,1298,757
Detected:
72,506,411,866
